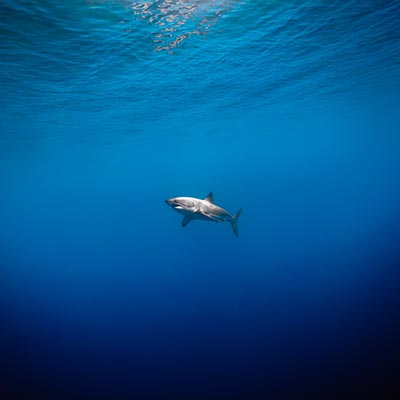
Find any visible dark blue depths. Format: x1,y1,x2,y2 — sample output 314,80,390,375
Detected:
1,1,400,399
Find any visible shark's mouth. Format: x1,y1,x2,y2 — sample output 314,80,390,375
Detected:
166,200,183,209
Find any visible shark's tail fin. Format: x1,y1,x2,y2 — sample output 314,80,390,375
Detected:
231,208,242,237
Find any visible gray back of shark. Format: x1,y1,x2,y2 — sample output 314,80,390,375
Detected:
165,192,242,236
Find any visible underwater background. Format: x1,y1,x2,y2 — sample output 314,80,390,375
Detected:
1,1,400,399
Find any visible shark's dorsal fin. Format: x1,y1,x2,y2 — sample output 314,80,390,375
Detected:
181,216,192,227
204,192,214,203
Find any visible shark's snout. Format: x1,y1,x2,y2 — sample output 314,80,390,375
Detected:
166,198,182,209
165,199,176,207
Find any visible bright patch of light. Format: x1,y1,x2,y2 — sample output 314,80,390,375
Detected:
130,1,234,52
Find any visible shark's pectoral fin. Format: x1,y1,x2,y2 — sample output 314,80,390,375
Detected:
181,216,193,227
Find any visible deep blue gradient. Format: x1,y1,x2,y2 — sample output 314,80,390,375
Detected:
1,1,400,399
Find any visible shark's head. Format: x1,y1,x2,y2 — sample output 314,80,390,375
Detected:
165,197,194,211
165,197,184,209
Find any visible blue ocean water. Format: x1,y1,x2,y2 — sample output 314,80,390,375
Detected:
1,1,400,399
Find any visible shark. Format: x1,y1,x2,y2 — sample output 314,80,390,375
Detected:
165,192,242,236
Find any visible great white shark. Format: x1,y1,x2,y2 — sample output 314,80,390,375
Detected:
165,192,242,236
